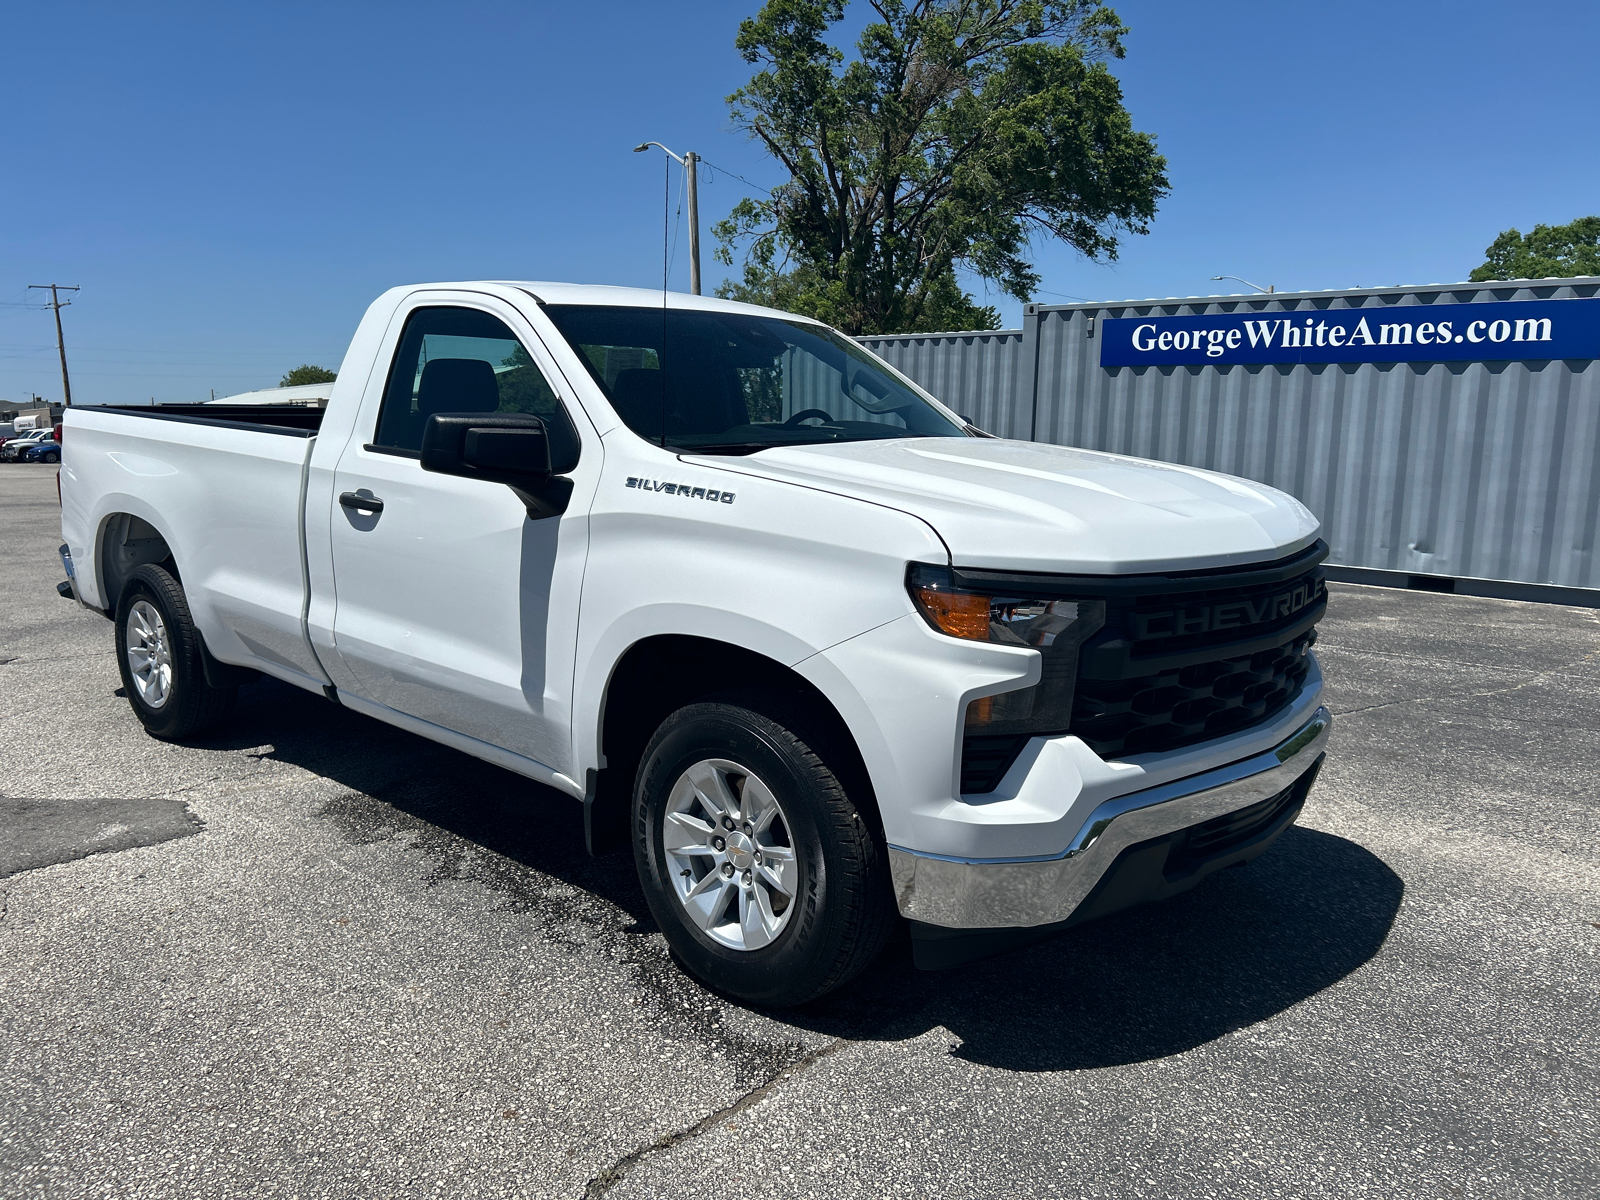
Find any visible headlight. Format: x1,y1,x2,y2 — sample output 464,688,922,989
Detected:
906,564,1105,745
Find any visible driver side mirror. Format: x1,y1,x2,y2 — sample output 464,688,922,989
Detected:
421,412,572,520
421,412,552,484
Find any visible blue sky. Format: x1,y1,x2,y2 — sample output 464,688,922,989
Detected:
3,1,1596,405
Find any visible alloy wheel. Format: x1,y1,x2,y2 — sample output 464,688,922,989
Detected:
662,758,798,951
125,599,173,709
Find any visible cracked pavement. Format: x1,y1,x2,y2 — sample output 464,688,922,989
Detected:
2,462,1597,1198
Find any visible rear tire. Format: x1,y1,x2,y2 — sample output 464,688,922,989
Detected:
633,693,895,1006
115,563,236,740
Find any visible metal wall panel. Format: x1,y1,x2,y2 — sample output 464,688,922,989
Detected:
782,346,899,428
858,330,1028,439
856,280,1600,592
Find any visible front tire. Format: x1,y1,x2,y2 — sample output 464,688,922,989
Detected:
115,563,236,740
634,695,895,1006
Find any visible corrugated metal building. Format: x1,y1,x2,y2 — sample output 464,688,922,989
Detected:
858,329,1028,439
862,279,1600,604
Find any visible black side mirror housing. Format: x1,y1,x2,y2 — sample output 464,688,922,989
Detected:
421,412,551,483
420,412,573,520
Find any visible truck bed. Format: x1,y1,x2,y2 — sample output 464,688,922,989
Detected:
62,401,330,690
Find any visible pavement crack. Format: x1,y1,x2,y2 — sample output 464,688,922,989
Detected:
1333,642,1600,720
581,1036,849,1199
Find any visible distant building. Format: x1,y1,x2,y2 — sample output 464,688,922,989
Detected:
3,404,61,431
204,383,332,407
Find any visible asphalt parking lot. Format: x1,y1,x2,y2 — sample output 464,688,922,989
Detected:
2,461,1597,1200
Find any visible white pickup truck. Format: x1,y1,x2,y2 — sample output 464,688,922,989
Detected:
60,282,1330,1004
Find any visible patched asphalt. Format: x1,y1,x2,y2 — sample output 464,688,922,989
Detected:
1,462,1596,1199
0,797,202,878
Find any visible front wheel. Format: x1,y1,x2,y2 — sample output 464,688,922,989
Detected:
633,695,895,1006
115,563,236,740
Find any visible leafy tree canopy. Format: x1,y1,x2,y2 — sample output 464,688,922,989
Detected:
279,364,337,387
714,0,1168,335
1469,216,1600,283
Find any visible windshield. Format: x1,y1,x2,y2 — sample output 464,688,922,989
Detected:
542,304,968,453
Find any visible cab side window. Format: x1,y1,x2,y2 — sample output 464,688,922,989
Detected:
373,306,581,473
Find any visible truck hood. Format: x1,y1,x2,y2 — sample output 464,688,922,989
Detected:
688,438,1320,573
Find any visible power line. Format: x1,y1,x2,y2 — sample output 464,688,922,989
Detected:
667,156,688,281
697,158,774,196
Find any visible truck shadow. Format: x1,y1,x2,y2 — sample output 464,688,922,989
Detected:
206,678,1402,1073
802,825,1403,1071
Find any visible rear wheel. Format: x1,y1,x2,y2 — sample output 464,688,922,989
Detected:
633,695,895,1006
115,563,236,740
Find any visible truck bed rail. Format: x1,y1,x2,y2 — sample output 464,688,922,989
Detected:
94,404,324,437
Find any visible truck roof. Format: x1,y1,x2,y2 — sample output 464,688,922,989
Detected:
431,281,824,324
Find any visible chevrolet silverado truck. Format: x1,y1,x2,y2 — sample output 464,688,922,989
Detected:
59,282,1330,1004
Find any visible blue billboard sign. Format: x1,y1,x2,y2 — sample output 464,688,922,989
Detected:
1099,298,1600,367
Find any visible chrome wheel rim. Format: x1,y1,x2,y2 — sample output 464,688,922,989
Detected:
126,599,173,710
662,758,798,951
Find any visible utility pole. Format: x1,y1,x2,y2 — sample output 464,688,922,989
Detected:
685,152,701,297
29,284,80,406
633,142,701,294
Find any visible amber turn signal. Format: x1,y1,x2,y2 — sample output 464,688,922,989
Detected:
913,583,991,641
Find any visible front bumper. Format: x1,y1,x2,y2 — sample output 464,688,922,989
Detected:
888,706,1331,931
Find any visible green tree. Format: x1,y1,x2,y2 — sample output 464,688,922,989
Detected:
494,345,562,417
279,364,337,387
713,0,1168,335
1469,216,1600,282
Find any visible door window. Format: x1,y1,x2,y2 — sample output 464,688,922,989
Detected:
373,306,581,472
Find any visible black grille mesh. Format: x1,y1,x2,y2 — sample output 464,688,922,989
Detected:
1073,629,1316,759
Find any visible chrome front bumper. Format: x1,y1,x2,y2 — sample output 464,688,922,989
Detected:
888,707,1332,930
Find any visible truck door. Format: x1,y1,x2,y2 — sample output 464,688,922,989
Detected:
327,294,597,776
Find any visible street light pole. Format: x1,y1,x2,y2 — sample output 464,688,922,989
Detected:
1211,275,1274,294
685,151,700,297
634,142,700,294
28,283,80,406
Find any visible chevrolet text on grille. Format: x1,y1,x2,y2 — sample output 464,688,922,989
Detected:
1130,577,1325,640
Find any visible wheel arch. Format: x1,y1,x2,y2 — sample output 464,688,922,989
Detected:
588,634,884,853
97,509,179,613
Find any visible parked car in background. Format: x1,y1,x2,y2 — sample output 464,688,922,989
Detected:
21,438,61,463
1,430,54,461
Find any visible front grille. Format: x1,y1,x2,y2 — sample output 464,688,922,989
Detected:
1070,546,1326,760
957,542,1327,790
1072,629,1316,758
